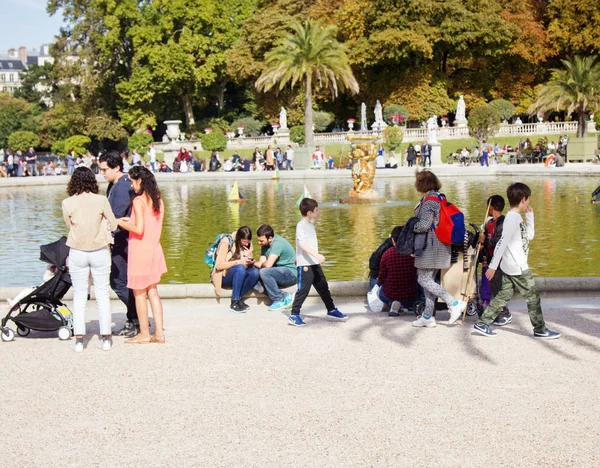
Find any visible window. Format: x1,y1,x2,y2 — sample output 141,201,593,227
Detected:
0,74,5,82
9,74,14,82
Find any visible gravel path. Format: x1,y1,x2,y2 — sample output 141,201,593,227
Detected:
1,296,599,467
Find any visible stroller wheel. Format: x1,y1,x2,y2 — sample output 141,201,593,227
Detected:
466,302,479,317
1,328,15,342
58,326,71,341
413,302,425,317
16,326,30,337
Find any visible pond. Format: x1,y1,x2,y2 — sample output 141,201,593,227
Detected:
1,176,599,287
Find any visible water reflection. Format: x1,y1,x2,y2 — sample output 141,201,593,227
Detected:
1,176,599,286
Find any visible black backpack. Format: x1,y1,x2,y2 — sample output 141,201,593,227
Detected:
395,217,427,256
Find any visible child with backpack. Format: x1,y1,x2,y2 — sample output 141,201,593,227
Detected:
478,195,511,325
475,183,561,339
412,170,467,328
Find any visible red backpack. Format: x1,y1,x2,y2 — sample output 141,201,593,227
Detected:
424,193,465,245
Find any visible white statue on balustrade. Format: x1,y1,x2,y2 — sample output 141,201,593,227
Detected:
360,102,367,131
279,107,288,129
427,115,439,143
371,100,388,131
454,95,468,127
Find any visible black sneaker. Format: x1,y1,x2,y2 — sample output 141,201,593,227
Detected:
493,310,512,326
112,320,139,337
238,299,250,310
230,301,247,314
533,328,561,340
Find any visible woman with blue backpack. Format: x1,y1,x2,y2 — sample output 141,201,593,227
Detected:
210,226,260,313
412,170,467,328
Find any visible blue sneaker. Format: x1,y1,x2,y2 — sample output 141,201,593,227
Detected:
288,315,306,327
533,328,561,340
327,309,348,321
283,292,295,309
474,323,497,337
268,300,285,311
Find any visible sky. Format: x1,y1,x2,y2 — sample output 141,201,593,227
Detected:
0,0,64,54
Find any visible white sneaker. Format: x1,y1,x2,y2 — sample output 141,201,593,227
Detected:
101,336,112,351
388,301,401,317
412,315,436,328
74,340,84,353
448,300,467,325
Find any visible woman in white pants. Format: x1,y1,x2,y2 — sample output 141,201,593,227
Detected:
62,167,117,352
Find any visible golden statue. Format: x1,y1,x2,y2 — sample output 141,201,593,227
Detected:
340,136,386,204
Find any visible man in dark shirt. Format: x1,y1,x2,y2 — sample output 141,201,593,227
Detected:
25,147,38,176
99,151,139,337
368,226,402,289
377,228,418,316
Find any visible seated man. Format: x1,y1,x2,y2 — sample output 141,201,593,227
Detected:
377,228,419,316
254,224,298,311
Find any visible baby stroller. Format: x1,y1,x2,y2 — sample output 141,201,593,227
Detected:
1,237,73,342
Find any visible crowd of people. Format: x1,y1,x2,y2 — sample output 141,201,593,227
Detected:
208,170,561,339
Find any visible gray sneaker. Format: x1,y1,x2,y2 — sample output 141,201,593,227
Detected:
388,301,401,317
113,320,139,338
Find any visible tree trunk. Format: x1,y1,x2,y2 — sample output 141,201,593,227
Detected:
216,80,227,117
304,74,314,149
182,94,195,129
577,109,587,138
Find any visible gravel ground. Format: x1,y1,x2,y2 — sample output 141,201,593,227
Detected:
1,296,599,467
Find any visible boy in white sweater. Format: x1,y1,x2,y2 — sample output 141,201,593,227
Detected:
474,183,560,339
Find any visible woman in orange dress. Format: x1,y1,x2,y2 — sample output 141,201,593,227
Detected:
117,166,167,344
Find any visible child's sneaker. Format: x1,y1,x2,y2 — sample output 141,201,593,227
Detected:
388,301,401,317
74,337,84,353
101,336,112,351
288,315,306,327
493,310,512,326
533,328,561,340
268,300,285,311
283,292,295,309
474,323,497,337
327,309,348,321
448,300,467,324
412,315,436,328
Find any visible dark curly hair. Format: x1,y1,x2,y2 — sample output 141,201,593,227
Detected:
67,167,99,196
128,165,162,214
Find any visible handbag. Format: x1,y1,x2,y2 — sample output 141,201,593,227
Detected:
367,284,385,313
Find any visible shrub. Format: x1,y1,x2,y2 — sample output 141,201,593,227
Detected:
290,125,305,144
201,131,227,152
488,99,515,122
64,135,91,156
383,126,404,151
51,140,66,155
383,104,409,125
313,111,334,132
468,106,500,144
128,132,154,153
7,131,39,152
196,118,231,136
231,116,263,136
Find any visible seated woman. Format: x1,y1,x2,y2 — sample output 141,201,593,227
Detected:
212,226,260,313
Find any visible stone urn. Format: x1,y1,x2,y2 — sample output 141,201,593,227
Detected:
164,120,182,140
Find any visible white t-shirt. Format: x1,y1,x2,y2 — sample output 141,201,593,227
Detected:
375,155,385,168
296,219,320,266
489,210,534,276
286,148,294,161
149,147,156,163
132,152,141,165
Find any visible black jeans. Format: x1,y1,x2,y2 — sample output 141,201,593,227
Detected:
110,248,138,321
291,264,335,315
422,154,431,166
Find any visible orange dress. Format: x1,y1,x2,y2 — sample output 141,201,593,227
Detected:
127,196,167,289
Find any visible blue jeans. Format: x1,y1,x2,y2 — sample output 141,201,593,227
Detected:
259,267,297,302
221,265,260,301
369,276,378,290
150,161,156,172
480,153,489,167
378,284,420,309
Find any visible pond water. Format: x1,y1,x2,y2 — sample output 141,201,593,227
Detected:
1,176,599,287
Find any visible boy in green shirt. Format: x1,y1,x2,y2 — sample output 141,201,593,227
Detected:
255,224,297,311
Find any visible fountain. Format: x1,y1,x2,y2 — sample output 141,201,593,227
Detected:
339,135,387,204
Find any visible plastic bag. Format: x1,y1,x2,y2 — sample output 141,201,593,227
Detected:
367,284,384,313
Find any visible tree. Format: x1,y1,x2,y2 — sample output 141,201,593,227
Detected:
0,94,39,148
256,20,359,148
289,125,305,144
488,99,516,122
382,126,404,152
313,111,334,132
468,105,500,144
547,1,600,56
8,131,39,152
13,63,56,106
383,104,409,125
231,117,263,137
529,56,600,138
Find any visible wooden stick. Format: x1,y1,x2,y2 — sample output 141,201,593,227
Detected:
461,199,492,324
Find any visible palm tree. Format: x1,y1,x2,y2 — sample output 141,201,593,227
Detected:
529,55,600,138
255,20,359,148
